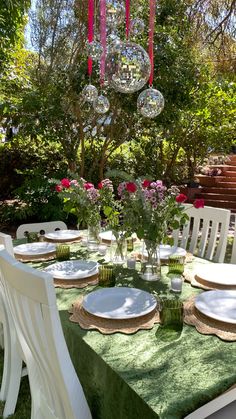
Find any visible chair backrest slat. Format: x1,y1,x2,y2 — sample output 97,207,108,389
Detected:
0,233,14,257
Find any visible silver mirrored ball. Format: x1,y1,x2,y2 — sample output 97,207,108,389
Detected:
129,18,145,36
137,88,165,118
106,42,151,93
82,84,98,103
93,95,110,114
87,41,103,61
106,0,125,27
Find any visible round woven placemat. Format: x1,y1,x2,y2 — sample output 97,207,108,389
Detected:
184,296,236,341
15,251,56,262
69,298,160,334
184,269,236,291
54,273,98,289
44,237,82,244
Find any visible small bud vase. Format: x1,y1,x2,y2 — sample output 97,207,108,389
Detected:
140,239,161,281
87,223,101,251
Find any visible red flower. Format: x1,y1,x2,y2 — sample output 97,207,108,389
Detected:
126,182,137,193
84,182,94,190
60,178,70,188
176,194,187,203
98,182,103,189
55,184,62,192
193,199,204,209
142,179,151,188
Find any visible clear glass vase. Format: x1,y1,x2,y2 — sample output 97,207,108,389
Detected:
140,239,161,281
87,223,100,251
110,234,127,265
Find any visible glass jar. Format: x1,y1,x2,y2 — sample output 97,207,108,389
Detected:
140,239,161,281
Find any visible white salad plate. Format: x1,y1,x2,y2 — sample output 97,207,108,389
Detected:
43,260,98,280
44,229,81,241
82,287,157,320
14,242,56,256
144,244,186,260
195,264,236,286
195,290,236,324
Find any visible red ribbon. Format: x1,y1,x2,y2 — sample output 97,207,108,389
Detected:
100,0,106,86
88,0,94,76
126,0,130,39
148,0,156,86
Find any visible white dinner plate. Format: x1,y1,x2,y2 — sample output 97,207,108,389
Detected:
43,260,98,280
99,231,137,242
195,290,236,324
14,242,56,256
44,230,81,241
144,244,186,260
195,264,236,286
82,287,157,319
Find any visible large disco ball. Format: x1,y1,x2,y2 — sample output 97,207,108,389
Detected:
87,41,103,61
82,84,98,103
129,18,145,36
106,42,151,93
93,95,110,114
137,88,164,118
106,0,125,27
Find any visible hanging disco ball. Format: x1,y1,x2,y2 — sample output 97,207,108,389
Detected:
107,33,123,54
82,84,98,103
137,88,164,118
106,0,125,28
106,42,151,93
93,95,110,114
87,41,103,61
129,18,145,36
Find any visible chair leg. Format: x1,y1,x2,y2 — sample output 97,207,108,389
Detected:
2,345,22,418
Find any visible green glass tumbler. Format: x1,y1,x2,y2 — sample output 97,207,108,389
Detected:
159,299,183,327
98,264,116,287
56,245,70,261
168,254,185,275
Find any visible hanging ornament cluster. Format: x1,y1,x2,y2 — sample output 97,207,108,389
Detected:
82,0,164,118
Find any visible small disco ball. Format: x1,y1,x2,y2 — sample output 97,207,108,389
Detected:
107,33,123,54
106,42,151,93
129,18,145,36
93,95,110,114
82,84,98,103
106,0,125,27
137,88,165,118
87,41,103,61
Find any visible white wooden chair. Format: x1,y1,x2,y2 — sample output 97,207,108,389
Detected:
185,386,236,418
172,204,231,262
16,221,67,239
230,214,236,264
0,249,92,419
0,234,25,418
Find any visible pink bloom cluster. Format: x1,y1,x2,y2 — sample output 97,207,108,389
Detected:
98,178,114,191
142,180,167,209
87,187,100,203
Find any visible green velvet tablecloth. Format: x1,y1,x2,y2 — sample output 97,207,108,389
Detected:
16,240,236,419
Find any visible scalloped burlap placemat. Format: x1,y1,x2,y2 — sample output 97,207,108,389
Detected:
184,269,236,291
133,252,193,265
184,296,236,341
44,237,82,244
54,273,99,289
15,252,56,262
69,298,160,334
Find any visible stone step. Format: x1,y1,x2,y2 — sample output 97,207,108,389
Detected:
196,175,236,186
195,192,236,202
209,165,236,172
228,155,236,162
199,187,236,194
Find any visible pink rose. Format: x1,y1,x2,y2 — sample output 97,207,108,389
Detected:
98,182,103,189
84,182,94,190
126,182,137,193
55,184,62,192
193,199,204,209
60,178,70,188
142,179,151,188
176,194,187,203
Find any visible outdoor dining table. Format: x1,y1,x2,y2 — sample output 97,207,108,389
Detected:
14,239,236,419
